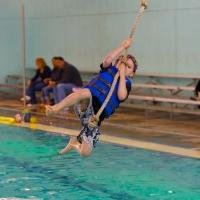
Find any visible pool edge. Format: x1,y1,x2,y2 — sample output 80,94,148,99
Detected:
0,121,200,159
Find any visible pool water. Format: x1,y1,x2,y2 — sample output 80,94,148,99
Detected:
0,124,200,200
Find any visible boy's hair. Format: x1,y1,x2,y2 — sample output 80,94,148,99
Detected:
115,54,138,73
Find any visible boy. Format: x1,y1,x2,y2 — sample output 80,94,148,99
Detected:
46,37,138,157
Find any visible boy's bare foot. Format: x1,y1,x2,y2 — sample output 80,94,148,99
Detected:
45,105,56,116
59,137,79,155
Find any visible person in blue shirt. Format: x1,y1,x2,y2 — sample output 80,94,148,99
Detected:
46,37,138,157
22,58,51,105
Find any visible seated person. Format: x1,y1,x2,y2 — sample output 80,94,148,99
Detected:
22,58,51,105
53,57,83,103
41,57,62,105
194,80,200,101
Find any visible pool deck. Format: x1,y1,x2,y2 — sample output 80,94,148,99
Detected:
0,98,200,158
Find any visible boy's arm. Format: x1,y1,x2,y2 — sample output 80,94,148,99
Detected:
102,37,132,68
117,66,128,101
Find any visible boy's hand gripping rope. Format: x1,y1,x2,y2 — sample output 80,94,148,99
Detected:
88,0,149,128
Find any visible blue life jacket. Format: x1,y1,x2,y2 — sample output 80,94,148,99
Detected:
85,66,132,118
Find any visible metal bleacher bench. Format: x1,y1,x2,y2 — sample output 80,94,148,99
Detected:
133,83,194,91
129,94,200,106
0,74,24,90
124,73,200,116
1,71,200,115
135,72,200,79
134,72,199,90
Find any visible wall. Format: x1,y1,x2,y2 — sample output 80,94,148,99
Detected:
0,0,200,83
0,0,21,82
25,0,200,75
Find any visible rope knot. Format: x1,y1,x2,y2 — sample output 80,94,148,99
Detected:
88,116,99,128
141,0,148,10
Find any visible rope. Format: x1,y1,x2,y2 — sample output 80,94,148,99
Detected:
88,72,120,128
129,0,148,39
88,0,149,128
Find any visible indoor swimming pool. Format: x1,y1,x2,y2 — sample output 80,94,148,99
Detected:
0,124,199,200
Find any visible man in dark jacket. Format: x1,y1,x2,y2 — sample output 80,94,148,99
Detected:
41,57,62,105
53,57,83,103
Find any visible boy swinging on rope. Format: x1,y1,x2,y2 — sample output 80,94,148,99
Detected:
46,0,148,157
46,37,138,156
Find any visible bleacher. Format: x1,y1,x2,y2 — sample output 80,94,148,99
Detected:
0,68,34,98
1,70,200,115
125,73,200,116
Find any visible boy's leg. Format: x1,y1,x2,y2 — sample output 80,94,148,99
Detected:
79,140,92,156
59,137,80,154
46,88,91,115
59,96,96,157
59,137,92,157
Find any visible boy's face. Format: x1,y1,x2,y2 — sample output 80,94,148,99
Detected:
125,58,135,78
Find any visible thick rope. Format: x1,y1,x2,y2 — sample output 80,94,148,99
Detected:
129,0,148,39
88,72,120,128
88,0,149,128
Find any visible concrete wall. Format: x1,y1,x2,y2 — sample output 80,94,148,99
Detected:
0,0,200,82
24,0,200,75
0,0,21,82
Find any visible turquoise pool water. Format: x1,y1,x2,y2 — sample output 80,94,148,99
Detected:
0,124,200,200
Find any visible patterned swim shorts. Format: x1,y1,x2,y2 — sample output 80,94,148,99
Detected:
74,98,100,150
